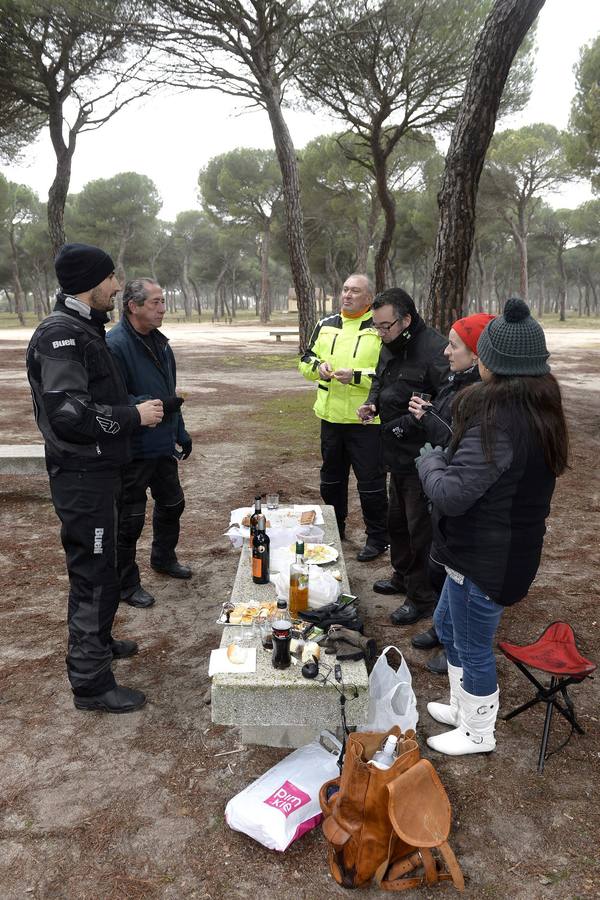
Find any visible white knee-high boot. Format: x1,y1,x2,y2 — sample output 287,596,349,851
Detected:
427,684,499,755
427,662,463,727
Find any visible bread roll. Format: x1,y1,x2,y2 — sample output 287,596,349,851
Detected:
226,643,248,664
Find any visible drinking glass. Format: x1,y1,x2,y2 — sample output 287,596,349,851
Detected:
266,493,279,509
240,614,256,645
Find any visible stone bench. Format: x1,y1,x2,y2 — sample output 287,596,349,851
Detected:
211,505,369,748
269,329,299,342
0,444,46,476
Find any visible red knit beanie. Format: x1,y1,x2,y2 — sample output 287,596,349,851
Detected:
452,313,495,354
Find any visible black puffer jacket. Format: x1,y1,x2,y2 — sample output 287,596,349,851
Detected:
384,365,481,449
26,295,139,471
367,314,448,473
417,418,556,606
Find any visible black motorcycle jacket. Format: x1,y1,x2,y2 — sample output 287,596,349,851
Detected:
26,294,140,470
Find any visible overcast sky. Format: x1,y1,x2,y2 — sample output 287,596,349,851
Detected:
2,0,599,220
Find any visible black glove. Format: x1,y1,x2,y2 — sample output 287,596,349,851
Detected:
180,438,192,460
382,416,405,440
298,605,363,632
163,395,184,415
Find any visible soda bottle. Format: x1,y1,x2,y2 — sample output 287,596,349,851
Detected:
272,598,292,669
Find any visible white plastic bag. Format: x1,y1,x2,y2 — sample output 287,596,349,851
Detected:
225,732,342,851
270,564,340,607
364,645,418,732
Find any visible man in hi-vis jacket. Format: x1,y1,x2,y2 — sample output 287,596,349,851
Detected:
26,243,163,713
299,273,388,560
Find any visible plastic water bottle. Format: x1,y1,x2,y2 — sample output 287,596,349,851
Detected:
368,735,398,770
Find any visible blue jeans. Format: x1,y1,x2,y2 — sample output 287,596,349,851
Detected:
434,575,504,696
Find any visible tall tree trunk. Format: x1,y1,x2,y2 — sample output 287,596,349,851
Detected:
557,248,567,322
47,102,78,254
262,82,315,347
426,0,545,333
372,132,396,294
259,222,271,324
538,277,546,319
8,229,26,325
181,253,194,318
213,260,228,321
116,231,130,286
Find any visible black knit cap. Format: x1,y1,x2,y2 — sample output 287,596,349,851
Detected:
55,243,115,294
477,297,550,376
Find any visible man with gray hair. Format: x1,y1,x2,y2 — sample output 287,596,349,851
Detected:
107,278,193,608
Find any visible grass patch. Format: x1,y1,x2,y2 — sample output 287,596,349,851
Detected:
537,313,600,328
0,312,41,328
212,352,299,371
250,391,320,457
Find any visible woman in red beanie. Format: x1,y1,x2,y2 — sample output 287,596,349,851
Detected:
416,298,568,756
386,312,494,672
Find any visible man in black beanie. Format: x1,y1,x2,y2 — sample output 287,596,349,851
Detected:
26,243,164,713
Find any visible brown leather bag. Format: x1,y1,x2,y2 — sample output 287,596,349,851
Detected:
319,727,464,892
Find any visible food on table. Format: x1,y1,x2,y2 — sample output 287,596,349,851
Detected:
225,601,277,625
288,543,338,564
226,643,249,664
300,510,316,525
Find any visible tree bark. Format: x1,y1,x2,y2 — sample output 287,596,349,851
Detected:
8,228,26,325
262,83,315,348
259,222,271,324
372,131,396,294
47,100,78,254
426,0,546,333
557,248,567,322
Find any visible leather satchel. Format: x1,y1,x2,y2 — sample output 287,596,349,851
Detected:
319,727,464,892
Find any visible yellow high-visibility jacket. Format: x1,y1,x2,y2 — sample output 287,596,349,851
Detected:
299,309,382,424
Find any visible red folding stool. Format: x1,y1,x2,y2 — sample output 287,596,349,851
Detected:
498,622,596,774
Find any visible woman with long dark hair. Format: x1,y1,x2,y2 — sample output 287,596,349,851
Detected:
416,298,569,755
384,312,495,674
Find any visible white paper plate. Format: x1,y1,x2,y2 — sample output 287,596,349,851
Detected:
289,543,339,565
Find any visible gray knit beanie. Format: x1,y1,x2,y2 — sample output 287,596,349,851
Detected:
477,298,550,376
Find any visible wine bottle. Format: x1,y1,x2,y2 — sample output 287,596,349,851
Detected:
249,494,262,555
289,540,309,618
251,513,270,584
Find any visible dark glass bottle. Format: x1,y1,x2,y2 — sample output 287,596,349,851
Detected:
251,513,270,585
249,495,262,554
272,603,292,669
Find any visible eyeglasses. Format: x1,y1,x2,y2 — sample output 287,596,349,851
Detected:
373,319,399,333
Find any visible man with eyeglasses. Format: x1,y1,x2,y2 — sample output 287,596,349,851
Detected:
357,288,448,625
299,274,389,560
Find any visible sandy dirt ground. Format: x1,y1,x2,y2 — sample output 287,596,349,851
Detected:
0,324,599,899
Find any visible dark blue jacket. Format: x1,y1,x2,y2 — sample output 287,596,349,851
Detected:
106,315,190,459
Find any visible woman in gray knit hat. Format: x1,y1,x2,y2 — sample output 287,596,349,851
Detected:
415,298,569,756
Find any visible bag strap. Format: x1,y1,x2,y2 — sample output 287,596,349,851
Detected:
380,645,403,657
373,760,465,892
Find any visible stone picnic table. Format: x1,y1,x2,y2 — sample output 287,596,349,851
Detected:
211,505,369,748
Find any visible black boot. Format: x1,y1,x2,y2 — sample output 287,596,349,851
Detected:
411,626,440,650
426,648,448,675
